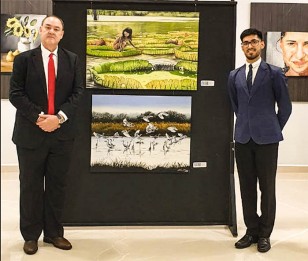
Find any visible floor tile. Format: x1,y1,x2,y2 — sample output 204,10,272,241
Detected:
1,171,308,260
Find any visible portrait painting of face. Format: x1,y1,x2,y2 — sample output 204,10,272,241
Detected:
266,31,308,77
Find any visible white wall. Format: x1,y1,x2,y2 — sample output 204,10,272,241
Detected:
1,100,18,166
1,0,308,167
279,103,308,165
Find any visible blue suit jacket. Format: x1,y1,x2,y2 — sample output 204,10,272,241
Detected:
228,60,292,144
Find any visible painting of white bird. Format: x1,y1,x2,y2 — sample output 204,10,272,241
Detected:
167,126,178,133
157,112,169,119
123,118,134,127
91,95,192,173
142,115,153,122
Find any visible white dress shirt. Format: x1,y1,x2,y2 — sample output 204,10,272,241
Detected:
245,57,262,85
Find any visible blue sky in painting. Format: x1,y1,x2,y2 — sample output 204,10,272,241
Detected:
92,95,191,116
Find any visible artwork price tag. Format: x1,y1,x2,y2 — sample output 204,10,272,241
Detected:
193,162,207,168
200,80,215,87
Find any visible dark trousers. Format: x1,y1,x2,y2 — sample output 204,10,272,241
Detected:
235,139,279,238
16,134,74,241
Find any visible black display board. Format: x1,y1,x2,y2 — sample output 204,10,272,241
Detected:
53,0,237,236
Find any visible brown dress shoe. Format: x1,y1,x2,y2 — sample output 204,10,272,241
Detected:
43,236,72,250
23,240,38,255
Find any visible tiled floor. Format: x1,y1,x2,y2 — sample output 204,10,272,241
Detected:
1,170,308,260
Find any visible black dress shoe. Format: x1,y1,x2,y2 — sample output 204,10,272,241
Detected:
258,237,271,253
43,236,72,250
235,234,259,249
23,240,38,255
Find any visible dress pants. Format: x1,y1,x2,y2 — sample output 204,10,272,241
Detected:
16,133,74,241
235,139,279,238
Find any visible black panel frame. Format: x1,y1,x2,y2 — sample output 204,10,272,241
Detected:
53,0,237,237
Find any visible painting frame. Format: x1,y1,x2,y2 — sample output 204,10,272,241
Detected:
90,94,192,174
265,31,308,77
86,9,200,91
1,13,46,74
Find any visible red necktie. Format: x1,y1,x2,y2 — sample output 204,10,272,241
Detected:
48,53,55,115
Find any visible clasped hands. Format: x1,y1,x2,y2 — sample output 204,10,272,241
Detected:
36,114,60,132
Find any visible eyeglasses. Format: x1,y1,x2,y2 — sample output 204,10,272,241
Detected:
241,39,260,47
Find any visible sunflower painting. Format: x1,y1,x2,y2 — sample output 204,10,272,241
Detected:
1,14,46,73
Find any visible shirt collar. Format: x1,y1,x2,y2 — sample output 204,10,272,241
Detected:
246,57,261,69
41,44,58,58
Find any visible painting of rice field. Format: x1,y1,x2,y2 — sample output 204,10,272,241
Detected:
86,9,199,90
91,95,192,173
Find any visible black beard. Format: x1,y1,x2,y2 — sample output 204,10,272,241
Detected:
245,48,260,60
245,52,259,61
247,55,258,60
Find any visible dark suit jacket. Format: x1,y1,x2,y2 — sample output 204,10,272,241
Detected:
9,46,84,149
228,60,292,144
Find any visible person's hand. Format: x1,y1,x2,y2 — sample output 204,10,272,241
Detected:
36,115,45,122
36,114,60,132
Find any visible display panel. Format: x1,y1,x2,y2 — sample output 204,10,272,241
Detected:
54,0,237,233
266,31,308,77
86,9,199,90
91,94,192,173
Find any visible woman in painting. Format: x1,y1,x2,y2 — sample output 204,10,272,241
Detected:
279,32,308,76
113,27,137,51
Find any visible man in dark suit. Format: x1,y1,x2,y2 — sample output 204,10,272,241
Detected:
228,28,292,253
9,15,84,255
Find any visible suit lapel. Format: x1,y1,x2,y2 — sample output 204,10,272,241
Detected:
32,47,47,95
56,48,66,86
238,66,250,97
250,61,268,97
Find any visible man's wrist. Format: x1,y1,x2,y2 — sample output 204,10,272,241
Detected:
56,113,65,124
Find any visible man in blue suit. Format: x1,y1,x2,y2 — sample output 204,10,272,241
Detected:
228,28,292,253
